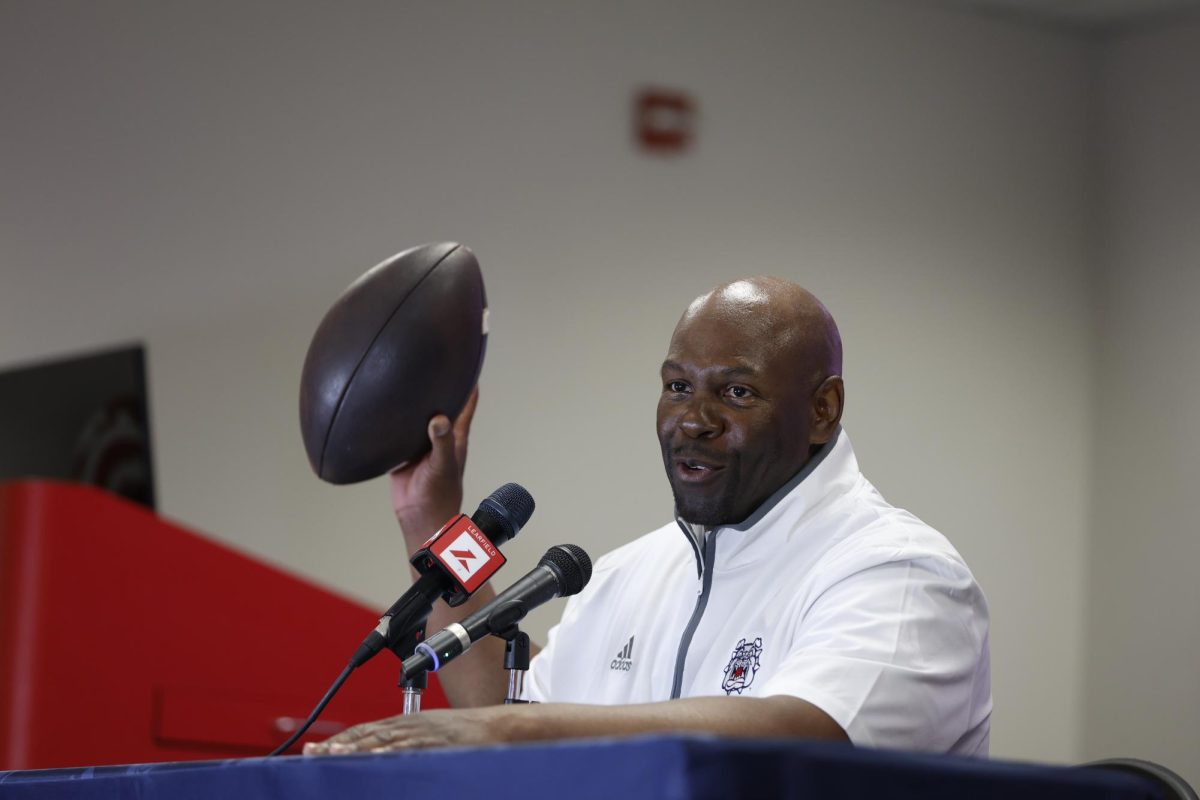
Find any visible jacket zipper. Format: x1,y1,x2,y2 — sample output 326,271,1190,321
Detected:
670,528,718,699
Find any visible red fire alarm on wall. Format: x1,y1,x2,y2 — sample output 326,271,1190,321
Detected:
634,87,697,154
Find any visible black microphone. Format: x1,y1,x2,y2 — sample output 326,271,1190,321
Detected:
348,483,535,669
401,544,592,678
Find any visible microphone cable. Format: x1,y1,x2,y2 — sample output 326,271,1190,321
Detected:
268,664,354,757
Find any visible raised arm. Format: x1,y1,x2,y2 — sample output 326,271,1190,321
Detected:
389,387,538,708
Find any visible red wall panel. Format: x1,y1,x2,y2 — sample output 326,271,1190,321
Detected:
0,480,447,769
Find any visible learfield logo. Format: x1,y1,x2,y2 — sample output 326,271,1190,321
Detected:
610,635,635,672
442,530,489,582
429,516,505,593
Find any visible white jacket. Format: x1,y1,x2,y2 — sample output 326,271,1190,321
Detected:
525,428,992,755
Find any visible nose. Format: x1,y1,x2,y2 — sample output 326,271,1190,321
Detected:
678,397,724,439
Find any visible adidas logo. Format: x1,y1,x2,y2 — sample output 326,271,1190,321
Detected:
610,635,634,672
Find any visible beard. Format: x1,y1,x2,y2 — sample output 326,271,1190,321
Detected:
663,450,746,526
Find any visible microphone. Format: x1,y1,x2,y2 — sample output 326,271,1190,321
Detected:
410,481,537,607
348,483,535,669
271,486,533,758
401,544,592,679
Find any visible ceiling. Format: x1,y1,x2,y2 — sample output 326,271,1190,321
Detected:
935,0,1200,31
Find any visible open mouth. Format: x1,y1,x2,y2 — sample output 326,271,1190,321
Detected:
674,457,725,481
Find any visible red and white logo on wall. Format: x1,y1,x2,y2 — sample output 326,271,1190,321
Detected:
634,87,697,154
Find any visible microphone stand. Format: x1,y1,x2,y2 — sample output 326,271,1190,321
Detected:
494,625,532,704
388,613,432,715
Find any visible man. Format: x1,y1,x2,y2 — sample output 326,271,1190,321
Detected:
306,277,991,755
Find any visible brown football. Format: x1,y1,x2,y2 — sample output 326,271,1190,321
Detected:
299,242,487,484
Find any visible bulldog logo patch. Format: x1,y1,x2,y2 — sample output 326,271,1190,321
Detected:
721,637,763,695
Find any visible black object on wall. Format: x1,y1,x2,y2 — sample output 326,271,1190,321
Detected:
0,344,156,509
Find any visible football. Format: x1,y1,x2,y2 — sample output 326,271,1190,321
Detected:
299,242,488,484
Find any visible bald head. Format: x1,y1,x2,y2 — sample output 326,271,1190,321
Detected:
676,277,843,395
657,277,846,526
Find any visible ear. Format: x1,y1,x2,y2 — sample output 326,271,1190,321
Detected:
809,375,845,445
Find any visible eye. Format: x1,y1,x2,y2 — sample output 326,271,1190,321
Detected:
725,385,755,401
665,380,690,394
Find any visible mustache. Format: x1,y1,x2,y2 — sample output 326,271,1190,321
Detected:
665,445,729,464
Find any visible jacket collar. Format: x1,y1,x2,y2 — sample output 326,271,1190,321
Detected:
674,426,860,576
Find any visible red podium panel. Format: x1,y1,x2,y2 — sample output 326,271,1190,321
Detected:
0,480,446,770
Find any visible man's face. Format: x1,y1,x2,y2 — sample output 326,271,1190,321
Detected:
656,309,814,526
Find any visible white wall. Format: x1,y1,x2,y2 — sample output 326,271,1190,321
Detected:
1,0,1096,763
1084,18,1200,785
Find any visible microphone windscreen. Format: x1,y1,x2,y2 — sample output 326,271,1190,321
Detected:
541,544,592,596
474,483,536,544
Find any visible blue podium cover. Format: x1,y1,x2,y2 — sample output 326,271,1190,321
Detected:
0,735,1162,800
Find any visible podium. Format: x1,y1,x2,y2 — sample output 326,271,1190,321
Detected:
0,736,1162,799
0,480,446,770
